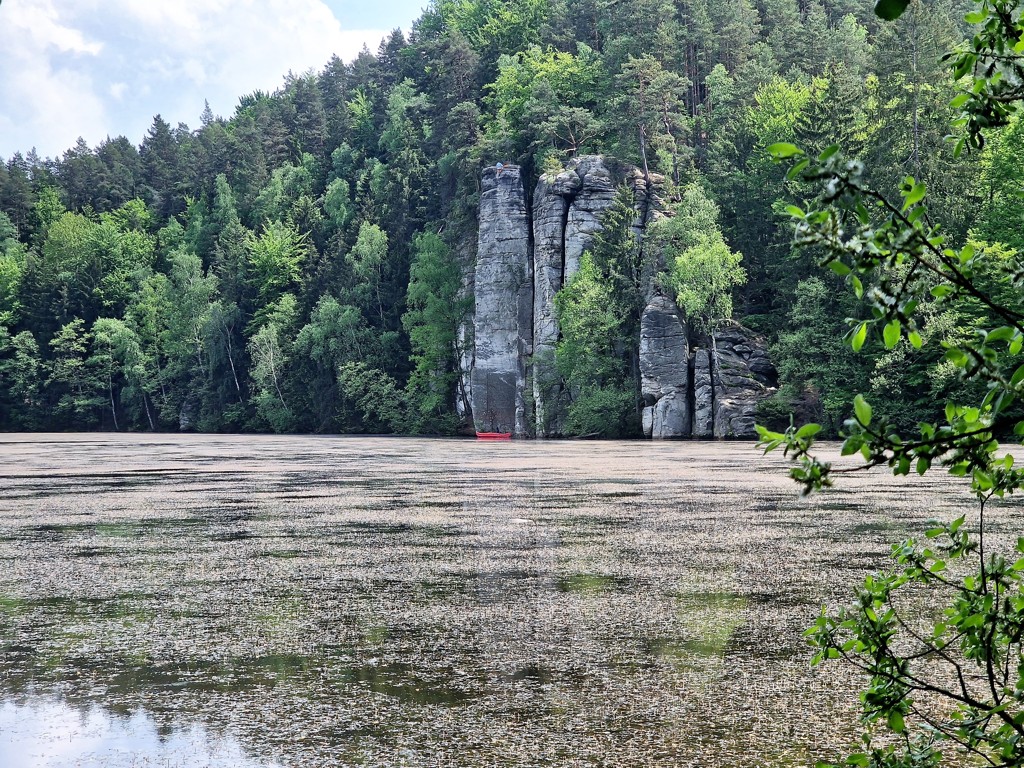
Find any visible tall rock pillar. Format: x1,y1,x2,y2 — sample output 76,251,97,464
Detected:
471,165,532,436
640,296,692,439
531,156,622,435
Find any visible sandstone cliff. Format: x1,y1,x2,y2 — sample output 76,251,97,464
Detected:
468,156,776,439
470,164,531,436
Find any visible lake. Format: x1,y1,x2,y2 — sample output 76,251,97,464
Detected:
0,434,1000,767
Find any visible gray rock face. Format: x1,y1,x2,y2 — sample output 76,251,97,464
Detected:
531,156,645,435
468,155,776,440
471,165,532,436
179,398,198,432
531,173,574,436
563,156,618,277
652,392,690,438
712,322,777,438
640,296,690,438
693,349,714,438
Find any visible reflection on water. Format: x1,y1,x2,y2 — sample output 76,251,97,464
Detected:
0,698,279,768
0,433,1001,767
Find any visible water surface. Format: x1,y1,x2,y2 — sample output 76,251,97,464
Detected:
0,434,1001,767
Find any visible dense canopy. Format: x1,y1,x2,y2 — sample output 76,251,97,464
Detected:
0,0,1013,435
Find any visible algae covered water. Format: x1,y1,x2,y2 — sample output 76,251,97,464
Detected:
0,434,993,767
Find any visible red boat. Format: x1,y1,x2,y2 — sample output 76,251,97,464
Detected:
476,432,512,441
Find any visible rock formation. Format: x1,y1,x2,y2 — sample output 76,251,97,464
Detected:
692,349,714,438
711,322,776,438
531,156,654,435
531,168,578,437
470,164,532,436
640,296,691,439
468,156,777,439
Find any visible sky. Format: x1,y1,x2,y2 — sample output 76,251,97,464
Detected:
0,0,428,160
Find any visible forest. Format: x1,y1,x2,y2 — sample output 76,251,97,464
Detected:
0,0,1017,436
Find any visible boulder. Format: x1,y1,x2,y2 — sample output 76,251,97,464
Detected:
638,294,696,438
652,392,690,439
711,322,777,438
639,295,691,439
640,296,690,400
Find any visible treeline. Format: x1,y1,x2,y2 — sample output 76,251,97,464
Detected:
0,0,1019,434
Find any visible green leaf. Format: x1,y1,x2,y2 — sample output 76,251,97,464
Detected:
964,10,987,24
883,320,901,349
949,93,970,109
931,284,954,299
908,330,923,349
962,613,985,628
887,711,906,733
986,326,1015,344
874,0,910,20
1011,364,1024,389
796,423,822,439
852,322,868,352
819,145,841,162
829,261,851,276
854,394,873,427
903,183,926,210
945,348,968,367
974,469,994,491
851,275,864,299
768,143,802,159
786,158,810,180
841,436,864,456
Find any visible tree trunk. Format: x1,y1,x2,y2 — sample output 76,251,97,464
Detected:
108,373,119,432
143,394,155,431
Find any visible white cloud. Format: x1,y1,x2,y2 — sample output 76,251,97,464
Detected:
0,0,387,158
0,0,107,158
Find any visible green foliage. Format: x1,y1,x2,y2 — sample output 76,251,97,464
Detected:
767,276,870,433
337,361,405,433
484,44,604,160
0,329,41,428
347,221,389,323
760,4,1024,768
246,220,306,322
563,386,638,439
47,318,102,426
247,294,298,433
403,232,472,433
0,213,25,326
554,250,636,437
653,183,746,334
0,0,1007,437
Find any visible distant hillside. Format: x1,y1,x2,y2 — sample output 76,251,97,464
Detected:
0,0,1012,437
